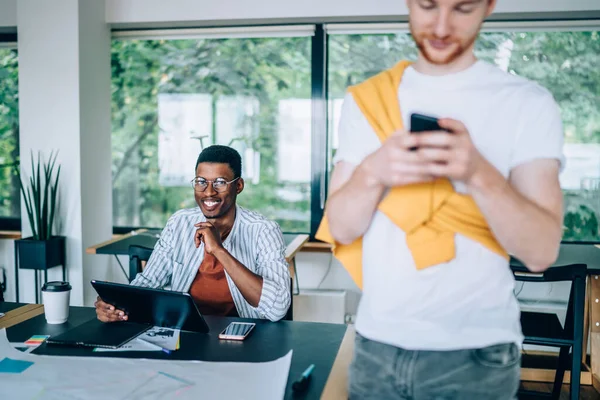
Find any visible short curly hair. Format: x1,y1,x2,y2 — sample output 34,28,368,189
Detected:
195,145,242,178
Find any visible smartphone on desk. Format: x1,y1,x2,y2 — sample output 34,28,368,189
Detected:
218,322,256,341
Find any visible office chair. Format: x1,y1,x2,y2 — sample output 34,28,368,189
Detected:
511,262,587,400
128,245,154,283
0,267,6,302
282,277,294,321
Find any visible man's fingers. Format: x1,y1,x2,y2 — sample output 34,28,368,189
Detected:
416,147,452,163
414,132,455,148
437,118,465,133
194,229,204,248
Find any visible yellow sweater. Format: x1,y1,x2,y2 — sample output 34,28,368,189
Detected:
316,61,508,289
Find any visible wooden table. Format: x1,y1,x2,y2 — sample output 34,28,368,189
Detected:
86,229,309,281
0,303,44,329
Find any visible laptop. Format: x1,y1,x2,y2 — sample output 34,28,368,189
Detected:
46,319,151,349
90,280,210,333
46,281,210,349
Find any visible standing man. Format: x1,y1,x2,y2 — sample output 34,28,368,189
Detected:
319,0,564,398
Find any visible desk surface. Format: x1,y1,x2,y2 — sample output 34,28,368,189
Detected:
6,305,347,400
0,302,29,313
86,230,309,262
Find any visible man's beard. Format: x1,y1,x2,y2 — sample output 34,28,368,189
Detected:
410,22,479,65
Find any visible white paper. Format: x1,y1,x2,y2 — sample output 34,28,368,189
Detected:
92,338,162,352
0,329,292,400
138,326,180,351
93,327,181,352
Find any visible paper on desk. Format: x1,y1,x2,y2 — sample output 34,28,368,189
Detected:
139,326,180,350
93,326,180,352
0,329,292,400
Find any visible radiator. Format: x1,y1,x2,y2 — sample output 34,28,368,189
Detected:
292,289,347,324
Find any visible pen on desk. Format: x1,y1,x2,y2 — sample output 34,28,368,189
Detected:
292,364,314,392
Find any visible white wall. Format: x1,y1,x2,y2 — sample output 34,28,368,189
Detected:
0,0,16,28
105,0,600,26
17,0,112,306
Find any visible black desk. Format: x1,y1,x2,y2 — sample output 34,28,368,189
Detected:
6,306,347,400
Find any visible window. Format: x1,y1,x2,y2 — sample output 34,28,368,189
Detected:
0,47,19,224
328,27,600,242
111,33,312,232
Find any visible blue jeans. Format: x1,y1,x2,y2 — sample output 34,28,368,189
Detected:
349,333,520,400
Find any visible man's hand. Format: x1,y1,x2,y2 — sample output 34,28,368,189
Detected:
94,296,127,323
360,130,433,187
413,118,486,184
194,222,224,254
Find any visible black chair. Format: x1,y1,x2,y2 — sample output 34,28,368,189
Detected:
0,267,6,302
511,262,587,400
128,245,153,283
282,277,294,321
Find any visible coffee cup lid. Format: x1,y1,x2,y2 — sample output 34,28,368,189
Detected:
42,281,72,292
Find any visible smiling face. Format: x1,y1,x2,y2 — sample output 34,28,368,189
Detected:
194,162,244,220
407,0,495,66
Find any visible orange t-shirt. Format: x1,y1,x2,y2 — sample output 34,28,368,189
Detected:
189,251,238,317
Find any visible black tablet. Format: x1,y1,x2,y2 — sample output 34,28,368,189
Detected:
91,280,210,333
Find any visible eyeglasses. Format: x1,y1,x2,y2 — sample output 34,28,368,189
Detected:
190,177,240,193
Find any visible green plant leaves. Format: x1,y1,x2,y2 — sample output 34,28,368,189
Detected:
15,151,60,240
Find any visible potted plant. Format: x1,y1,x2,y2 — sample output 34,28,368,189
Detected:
14,151,66,302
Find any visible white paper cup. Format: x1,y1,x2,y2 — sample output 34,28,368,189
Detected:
42,281,72,324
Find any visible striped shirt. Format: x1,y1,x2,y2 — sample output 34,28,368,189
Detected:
131,205,291,321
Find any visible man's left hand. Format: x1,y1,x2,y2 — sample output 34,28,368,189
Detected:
413,118,487,184
194,222,223,254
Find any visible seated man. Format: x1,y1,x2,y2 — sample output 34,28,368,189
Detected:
95,145,291,322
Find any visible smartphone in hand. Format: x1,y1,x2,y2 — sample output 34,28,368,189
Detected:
409,113,450,150
410,113,444,133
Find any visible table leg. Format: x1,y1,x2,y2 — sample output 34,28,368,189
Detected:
584,277,591,364
589,275,600,392
34,270,39,304
13,241,19,302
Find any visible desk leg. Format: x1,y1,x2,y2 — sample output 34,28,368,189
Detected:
589,275,600,392
584,277,591,365
13,241,19,302
34,270,39,304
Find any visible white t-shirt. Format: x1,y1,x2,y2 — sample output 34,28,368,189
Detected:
334,60,564,351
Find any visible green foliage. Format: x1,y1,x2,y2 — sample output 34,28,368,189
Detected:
111,37,311,231
1,32,599,240
0,48,19,218
15,151,61,240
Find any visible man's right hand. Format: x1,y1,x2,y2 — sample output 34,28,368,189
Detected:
94,296,128,322
360,130,432,187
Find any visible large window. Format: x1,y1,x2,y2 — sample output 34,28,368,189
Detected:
107,23,600,241
0,47,19,223
328,27,600,242
111,32,312,232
